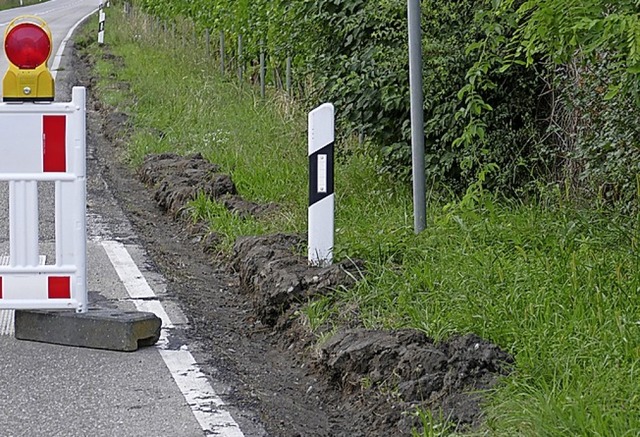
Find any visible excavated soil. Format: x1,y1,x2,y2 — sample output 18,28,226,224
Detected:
72,35,514,436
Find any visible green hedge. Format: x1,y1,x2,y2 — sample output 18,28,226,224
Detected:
129,0,639,205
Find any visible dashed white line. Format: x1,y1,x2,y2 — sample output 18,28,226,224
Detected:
101,240,157,299
0,309,14,336
101,240,244,437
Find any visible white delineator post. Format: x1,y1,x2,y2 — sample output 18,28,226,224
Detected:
98,3,105,45
308,103,335,267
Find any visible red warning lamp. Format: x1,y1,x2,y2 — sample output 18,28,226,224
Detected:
5,23,52,69
2,15,54,102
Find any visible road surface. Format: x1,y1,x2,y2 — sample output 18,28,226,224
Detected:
0,1,250,435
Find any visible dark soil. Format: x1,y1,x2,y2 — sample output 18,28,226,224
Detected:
72,36,514,436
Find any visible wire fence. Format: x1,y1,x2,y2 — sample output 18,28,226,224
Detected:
122,2,300,103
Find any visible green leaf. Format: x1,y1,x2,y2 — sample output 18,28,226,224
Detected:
604,85,621,101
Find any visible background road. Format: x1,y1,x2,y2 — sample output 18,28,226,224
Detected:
0,1,250,435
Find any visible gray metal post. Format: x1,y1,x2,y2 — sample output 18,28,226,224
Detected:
260,39,266,98
286,56,292,95
407,0,426,233
237,35,243,82
205,28,210,57
220,31,225,74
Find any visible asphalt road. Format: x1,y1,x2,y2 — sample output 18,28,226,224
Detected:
0,2,249,435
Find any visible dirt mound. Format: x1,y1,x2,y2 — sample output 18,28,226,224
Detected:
139,153,275,219
318,330,514,434
232,234,514,434
138,152,514,435
232,234,363,328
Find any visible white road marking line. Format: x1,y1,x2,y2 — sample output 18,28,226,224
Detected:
51,7,99,78
101,240,157,299
160,349,245,437
101,240,245,437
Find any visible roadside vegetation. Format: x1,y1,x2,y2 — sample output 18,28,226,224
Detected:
0,0,46,11
81,2,639,436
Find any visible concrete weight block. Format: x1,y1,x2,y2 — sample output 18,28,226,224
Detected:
14,308,162,351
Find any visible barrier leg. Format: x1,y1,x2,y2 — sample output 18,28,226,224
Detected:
9,181,39,267
56,180,87,312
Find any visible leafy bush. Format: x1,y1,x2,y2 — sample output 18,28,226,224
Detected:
128,0,639,206
460,0,640,206
550,58,640,206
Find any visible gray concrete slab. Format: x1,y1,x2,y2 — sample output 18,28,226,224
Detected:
15,308,161,351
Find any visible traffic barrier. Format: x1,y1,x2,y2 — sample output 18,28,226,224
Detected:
0,87,87,312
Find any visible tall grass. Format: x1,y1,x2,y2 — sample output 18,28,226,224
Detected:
81,7,640,436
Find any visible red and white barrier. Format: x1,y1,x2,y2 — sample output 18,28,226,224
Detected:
0,87,87,312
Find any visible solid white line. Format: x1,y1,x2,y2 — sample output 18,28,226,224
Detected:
101,240,157,299
159,349,245,437
101,240,244,437
51,7,99,78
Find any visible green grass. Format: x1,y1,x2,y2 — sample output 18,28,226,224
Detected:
80,7,640,436
0,0,47,11
189,193,276,251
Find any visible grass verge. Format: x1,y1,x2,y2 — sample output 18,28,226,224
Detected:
0,0,47,11
78,7,640,436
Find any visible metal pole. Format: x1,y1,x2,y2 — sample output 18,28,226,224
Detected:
260,39,266,98
407,0,426,233
220,31,225,74
286,56,292,96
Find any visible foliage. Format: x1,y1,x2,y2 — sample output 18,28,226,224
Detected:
131,0,548,193
303,0,410,168
459,0,640,204
128,0,640,202
84,8,640,435
549,58,640,206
